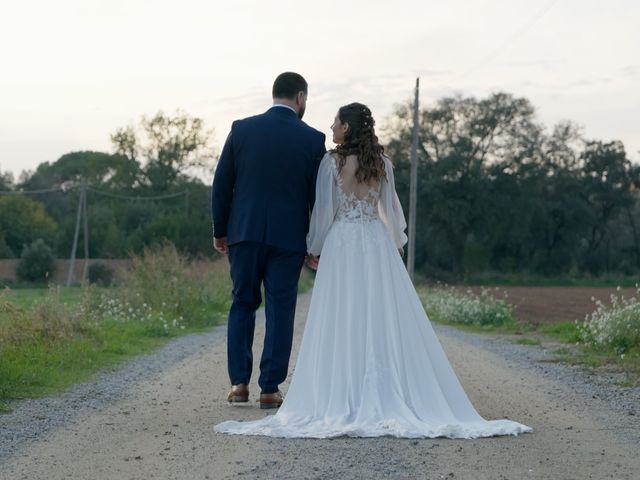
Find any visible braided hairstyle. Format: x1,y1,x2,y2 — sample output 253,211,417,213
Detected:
332,103,387,183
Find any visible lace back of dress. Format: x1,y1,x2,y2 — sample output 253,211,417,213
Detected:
331,155,381,223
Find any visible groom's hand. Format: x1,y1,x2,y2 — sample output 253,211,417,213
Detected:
213,237,229,255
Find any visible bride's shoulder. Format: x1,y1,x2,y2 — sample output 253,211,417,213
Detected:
381,153,394,169
316,151,338,178
321,151,340,169
325,150,339,161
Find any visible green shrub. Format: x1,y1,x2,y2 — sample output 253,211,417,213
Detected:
420,286,514,326
88,262,114,286
16,239,55,282
89,242,231,331
578,286,640,354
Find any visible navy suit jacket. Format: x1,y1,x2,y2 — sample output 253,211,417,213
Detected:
211,106,327,253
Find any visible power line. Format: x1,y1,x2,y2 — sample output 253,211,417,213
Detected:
0,185,187,200
86,187,187,201
450,0,559,82
0,186,68,195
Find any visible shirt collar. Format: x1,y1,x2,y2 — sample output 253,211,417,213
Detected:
271,103,297,114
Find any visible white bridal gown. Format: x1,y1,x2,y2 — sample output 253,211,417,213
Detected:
214,152,533,439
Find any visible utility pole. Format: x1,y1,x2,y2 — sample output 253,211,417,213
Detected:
66,179,85,286
81,179,89,284
407,77,420,281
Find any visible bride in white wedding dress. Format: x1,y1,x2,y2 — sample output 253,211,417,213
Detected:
214,103,533,439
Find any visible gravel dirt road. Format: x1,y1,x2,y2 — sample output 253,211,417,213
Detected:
1,291,639,480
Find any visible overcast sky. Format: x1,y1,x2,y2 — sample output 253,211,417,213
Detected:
0,0,638,179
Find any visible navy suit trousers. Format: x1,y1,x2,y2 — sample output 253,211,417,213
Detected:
227,242,305,393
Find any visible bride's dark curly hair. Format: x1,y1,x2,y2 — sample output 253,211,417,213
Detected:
331,103,387,183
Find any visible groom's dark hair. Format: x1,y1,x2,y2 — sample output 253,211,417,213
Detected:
272,72,308,99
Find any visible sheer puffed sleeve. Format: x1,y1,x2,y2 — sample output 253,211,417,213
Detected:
378,155,408,248
306,153,339,255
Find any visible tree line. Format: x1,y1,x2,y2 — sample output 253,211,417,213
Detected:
1,93,639,279
0,111,216,260
385,92,639,278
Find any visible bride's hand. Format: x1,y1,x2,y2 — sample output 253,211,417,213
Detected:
306,254,320,270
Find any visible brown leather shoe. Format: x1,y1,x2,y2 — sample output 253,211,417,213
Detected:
259,390,284,409
227,384,249,403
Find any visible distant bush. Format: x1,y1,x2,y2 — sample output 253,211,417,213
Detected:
87,262,114,286
16,239,55,282
578,286,640,354
420,286,514,327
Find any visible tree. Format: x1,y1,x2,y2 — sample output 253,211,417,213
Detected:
111,110,216,192
20,151,141,192
0,195,58,255
624,165,640,269
578,141,634,273
0,234,15,258
0,169,13,191
386,92,544,276
529,122,588,274
111,125,138,164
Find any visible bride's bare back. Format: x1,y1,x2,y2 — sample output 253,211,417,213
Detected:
334,154,381,202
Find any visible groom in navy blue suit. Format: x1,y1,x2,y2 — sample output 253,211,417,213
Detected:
211,72,326,408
